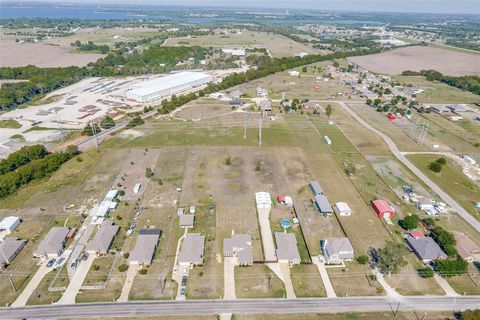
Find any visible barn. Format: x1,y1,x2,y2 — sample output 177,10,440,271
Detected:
372,199,394,218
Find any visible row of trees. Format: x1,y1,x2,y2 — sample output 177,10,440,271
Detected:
0,145,79,199
402,69,480,95
0,144,49,175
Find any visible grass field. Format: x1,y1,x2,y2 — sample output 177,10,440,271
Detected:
327,262,384,296
407,154,480,219
290,264,327,297
0,119,21,128
235,264,286,298
166,30,319,58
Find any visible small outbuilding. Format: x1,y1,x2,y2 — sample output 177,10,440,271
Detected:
0,216,21,234
255,192,272,211
334,202,352,216
310,181,324,196
179,214,195,228
372,200,394,218
314,195,333,216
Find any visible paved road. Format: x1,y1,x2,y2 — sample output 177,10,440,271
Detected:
2,296,480,319
337,102,480,233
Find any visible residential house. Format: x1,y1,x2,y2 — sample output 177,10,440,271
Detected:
274,232,300,265
405,236,447,263
452,231,480,262
0,238,27,270
223,234,253,266
129,229,161,265
33,227,70,258
321,237,354,264
178,233,205,266
86,220,119,256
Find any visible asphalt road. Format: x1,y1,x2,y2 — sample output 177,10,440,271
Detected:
1,296,479,319
337,101,480,233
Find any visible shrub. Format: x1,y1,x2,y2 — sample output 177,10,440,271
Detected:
118,264,129,272
428,161,443,173
434,258,468,277
139,268,148,275
417,267,434,278
400,214,419,230
225,156,232,166
255,161,261,172
356,255,369,265
123,252,129,259
145,167,154,178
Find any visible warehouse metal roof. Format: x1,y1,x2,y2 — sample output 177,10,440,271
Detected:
128,72,212,97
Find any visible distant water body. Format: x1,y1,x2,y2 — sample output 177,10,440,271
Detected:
0,6,154,19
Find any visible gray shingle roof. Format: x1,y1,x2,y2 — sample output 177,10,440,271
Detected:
34,227,69,257
275,232,300,263
179,215,195,227
322,237,354,261
86,220,119,255
223,234,253,265
406,236,447,262
129,229,161,265
0,238,27,267
178,233,205,265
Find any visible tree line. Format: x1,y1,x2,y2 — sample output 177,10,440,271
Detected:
0,144,49,175
0,145,79,199
402,69,480,95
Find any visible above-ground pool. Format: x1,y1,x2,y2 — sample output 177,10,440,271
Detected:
280,219,291,229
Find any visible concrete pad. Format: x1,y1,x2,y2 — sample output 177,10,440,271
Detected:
312,256,337,298
257,208,276,261
117,263,139,302
223,257,237,300
56,255,95,305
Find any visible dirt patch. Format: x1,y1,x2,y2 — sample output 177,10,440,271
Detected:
349,46,480,76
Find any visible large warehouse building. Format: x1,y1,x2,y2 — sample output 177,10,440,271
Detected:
126,71,213,103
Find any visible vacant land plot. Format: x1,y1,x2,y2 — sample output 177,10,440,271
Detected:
407,154,480,219
175,99,233,120
446,263,480,295
0,41,105,67
290,264,326,297
327,262,384,296
166,30,319,58
349,46,480,76
235,264,285,298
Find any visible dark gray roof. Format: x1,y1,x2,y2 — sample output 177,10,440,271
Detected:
314,194,333,213
34,227,69,257
129,229,161,265
310,181,324,196
406,236,447,261
86,220,119,255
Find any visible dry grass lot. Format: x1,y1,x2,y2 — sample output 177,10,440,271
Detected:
175,98,233,120
446,263,480,295
349,46,480,76
166,30,319,58
235,264,286,298
290,264,327,297
0,41,105,67
327,262,384,296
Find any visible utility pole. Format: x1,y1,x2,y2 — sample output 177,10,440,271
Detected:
243,110,247,139
8,273,16,292
92,122,99,149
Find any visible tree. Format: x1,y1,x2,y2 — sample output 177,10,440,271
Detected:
400,214,419,230
428,160,443,173
431,226,457,256
145,167,154,178
118,264,129,272
434,257,468,277
302,66,307,73
81,123,101,136
436,157,447,165
366,99,373,105
417,267,434,278
100,116,115,129
376,241,407,275
325,104,333,118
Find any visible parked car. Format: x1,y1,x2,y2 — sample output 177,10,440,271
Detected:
126,229,133,236
56,257,65,266
181,276,187,286
180,288,186,295
173,266,178,274
71,259,78,269
47,259,56,268
82,253,89,261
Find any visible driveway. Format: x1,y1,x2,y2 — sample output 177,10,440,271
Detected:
117,263,139,302
11,260,53,307
266,263,296,299
257,208,276,261
433,273,460,297
312,256,336,298
223,257,237,300
56,254,95,305
67,223,95,279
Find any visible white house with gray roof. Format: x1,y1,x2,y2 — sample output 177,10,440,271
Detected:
178,233,205,266
0,238,27,270
86,220,119,256
33,227,69,258
274,232,300,265
224,234,253,266
321,237,354,264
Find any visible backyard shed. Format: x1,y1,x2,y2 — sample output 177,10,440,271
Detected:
372,200,395,218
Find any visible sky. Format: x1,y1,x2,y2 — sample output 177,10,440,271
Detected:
8,0,480,14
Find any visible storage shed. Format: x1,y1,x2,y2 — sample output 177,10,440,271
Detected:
372,200,395,218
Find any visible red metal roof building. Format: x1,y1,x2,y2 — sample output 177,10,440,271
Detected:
277,195,286,203
372,200,394,218
410,231,425,239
